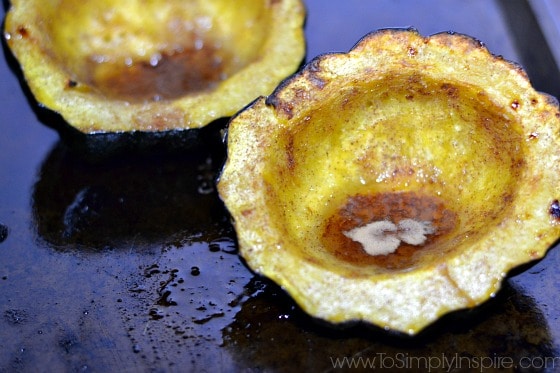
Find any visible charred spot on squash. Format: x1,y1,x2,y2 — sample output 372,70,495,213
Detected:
66,79,78,89
551,200,560,221
16,25,29,38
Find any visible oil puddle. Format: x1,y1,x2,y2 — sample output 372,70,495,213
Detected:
119,236,252,369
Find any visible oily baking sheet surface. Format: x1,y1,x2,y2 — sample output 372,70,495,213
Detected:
1,0,560,372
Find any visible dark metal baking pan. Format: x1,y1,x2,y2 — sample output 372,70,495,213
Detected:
1,0,559,371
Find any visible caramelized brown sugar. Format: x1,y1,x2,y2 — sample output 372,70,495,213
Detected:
85,46,230,101
262,75,525,277
322,192,457,271
42,0,270,102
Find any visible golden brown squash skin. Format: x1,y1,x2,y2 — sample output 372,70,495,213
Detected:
218,29,560,335
4,0,306,133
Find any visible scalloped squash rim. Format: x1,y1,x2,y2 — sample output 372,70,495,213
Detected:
218,28,560,335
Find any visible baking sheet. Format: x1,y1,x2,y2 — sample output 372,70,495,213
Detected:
1,0,560,372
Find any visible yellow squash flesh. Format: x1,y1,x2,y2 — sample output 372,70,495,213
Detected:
218,29,560,335
4,0,305,133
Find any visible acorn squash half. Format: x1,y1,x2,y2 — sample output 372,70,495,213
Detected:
3,0,305,133
217,29,560,335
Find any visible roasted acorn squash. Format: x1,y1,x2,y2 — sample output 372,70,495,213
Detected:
4,0,305,133
217,29,560,335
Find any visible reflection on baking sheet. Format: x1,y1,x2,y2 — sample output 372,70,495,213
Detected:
32,138,229,251
224,279,554,371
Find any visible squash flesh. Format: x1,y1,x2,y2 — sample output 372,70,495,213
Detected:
45,0,270,101
263,74,525,277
